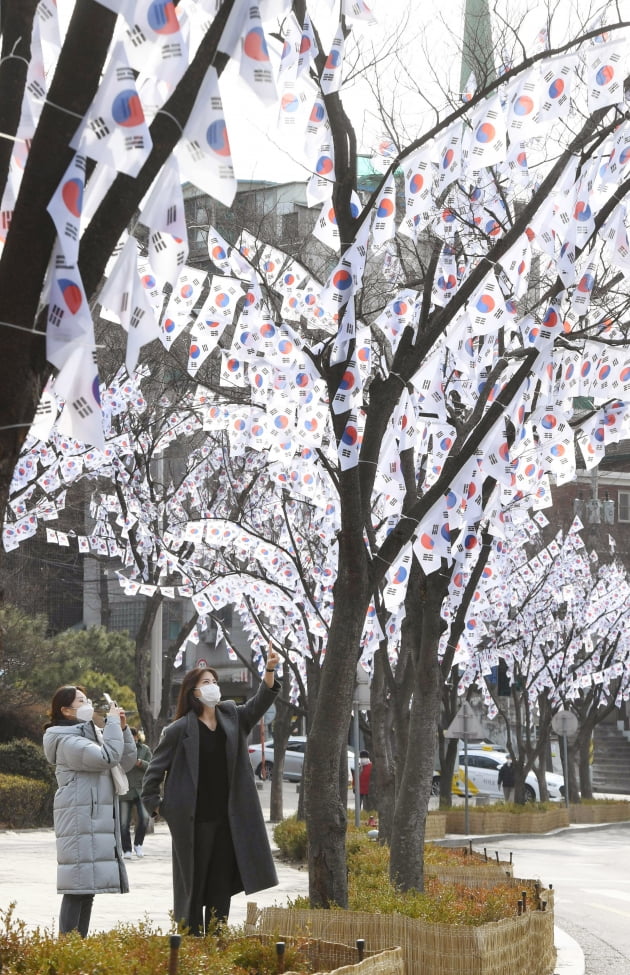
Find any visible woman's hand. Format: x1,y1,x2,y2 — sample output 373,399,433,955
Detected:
263,642,280,687
267,644,280,671
108,701,126,729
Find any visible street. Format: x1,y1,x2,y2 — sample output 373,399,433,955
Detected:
470,823,630,975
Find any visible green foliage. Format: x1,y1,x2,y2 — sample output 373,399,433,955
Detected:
0,775,53,828
0,908,311,975
0,606,49,709
78,669,137,718
273,815,308,860
50,627,136,688
0,738,52,781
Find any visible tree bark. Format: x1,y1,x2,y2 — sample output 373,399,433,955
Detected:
389,567,447,891
304,472,370,908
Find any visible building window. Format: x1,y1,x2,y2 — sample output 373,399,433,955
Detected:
281,210,299,241
619,491,630,523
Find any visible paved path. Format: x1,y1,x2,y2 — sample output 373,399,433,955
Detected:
0,780,307,934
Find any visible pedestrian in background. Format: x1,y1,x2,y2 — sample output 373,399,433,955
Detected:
43,686,136,937
120,727,152,859
498,758,515,802
358,750,373,810
142,645,281,935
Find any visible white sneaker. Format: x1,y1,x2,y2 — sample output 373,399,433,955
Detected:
134,845,144,858
123,851,132,860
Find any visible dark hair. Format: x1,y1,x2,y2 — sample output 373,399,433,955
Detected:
130,727,138,736
360,750,370,759
174,668,219,720
45,685,87,729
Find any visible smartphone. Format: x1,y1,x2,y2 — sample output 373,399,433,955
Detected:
103,693,117,708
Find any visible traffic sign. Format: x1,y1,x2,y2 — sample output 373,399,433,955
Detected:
444,701,484,739
552,710,578,737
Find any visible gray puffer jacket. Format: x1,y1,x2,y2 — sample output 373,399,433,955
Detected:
43,716,136,895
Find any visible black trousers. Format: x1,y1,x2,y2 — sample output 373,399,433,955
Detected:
189,820,237,935
59,893,94,937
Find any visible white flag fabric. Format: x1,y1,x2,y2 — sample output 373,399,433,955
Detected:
46,244,94,370
175,66,236,206
139,156,188,241
70,42,152,177
337,410,362,470
587,39,626,110
98,237,161,372
239,5,277,105
47,153,86,266
321,24,344,94
54,343,104,449
370,173,396,249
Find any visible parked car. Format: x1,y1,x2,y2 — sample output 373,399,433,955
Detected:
432,749,565,802
248,735,356,783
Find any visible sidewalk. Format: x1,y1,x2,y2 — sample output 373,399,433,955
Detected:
0,780,307,935
0,781,585,974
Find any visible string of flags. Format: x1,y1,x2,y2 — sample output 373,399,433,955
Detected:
4,2,630,690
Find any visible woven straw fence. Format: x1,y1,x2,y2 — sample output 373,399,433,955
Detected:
569,802,630,824
248,935,404,975
424,814,447,840
425,862,515,887
445,807,570,834
247,902,556,975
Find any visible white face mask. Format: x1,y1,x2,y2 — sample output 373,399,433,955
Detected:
197,683,221,706
75,703,94,722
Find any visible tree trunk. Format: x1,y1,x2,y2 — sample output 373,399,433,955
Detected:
577,731,593,800
269,690,295,823
389,567,447,891
134,592,163,748
370,645,396,843
304,481,370,908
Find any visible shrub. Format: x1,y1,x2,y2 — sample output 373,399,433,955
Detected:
0,907,311,975
0,738,52,782
0,774,53,828
273,814,308,860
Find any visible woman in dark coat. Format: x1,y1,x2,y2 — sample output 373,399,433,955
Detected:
141,646,281,934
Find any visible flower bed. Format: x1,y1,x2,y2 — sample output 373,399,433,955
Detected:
569,800,630,824
247,903,556,975
0,909,404,975
445,805,570,835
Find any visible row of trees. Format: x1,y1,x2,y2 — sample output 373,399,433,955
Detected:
4,0,630,906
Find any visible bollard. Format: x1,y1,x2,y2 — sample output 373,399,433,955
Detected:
495,851,500,864
521,890,527,912
356,939,365,962
483,847,488,861
276,941,286,973
168,934,181,975
468,840,473,855
517,900,523,916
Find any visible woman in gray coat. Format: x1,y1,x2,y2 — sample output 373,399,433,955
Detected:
43,685,137,937
142,647,281,934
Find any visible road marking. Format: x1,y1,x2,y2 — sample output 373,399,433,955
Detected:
581,888,630,903
585,901,630,918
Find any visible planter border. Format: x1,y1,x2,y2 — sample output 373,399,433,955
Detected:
445,807,570,834
569,802,630,824
247,901,556,975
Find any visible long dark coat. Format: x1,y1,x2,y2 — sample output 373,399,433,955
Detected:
141,679,279,925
